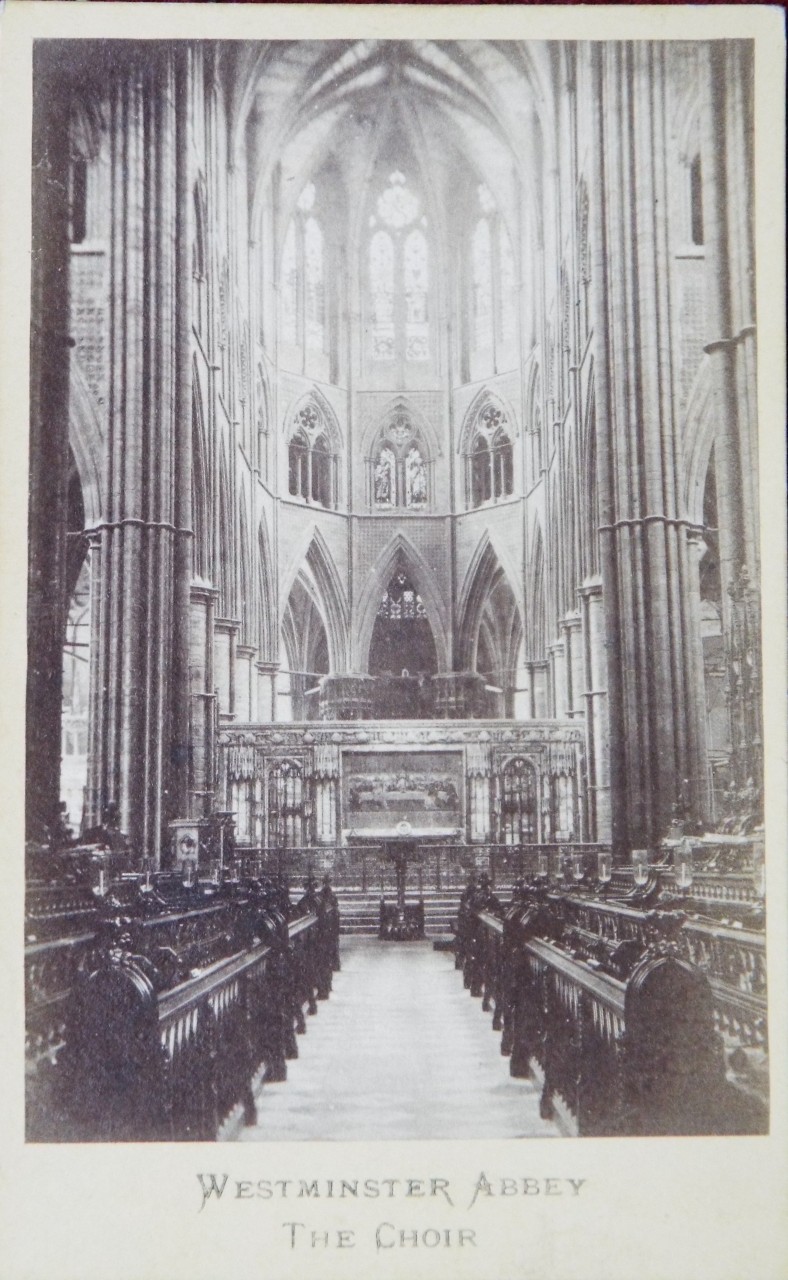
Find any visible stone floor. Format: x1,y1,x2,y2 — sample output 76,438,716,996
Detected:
239,939,560,1142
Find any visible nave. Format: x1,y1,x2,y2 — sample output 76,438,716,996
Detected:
238,940,559,1143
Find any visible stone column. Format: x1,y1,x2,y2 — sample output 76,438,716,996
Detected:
590,42,711,853
214,618,240,720
560,612,585,720
579,577,611,841
529,661,550,719
235,644,256,722
548,639,568,718
700,42,761,803
189,582,218,818
255,661,278,722
85,45,193,863
26,48,73,842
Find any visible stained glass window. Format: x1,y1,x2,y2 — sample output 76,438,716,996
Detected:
472,218,493,350
405,445,427,507
281,220,298,347
304,217,324,352
280,183,330,356
373,445,396,506
370,230,395,361
377,571,427,620
370,413,430,509
368,173,430,363
404,230,429,361
377,171,418,229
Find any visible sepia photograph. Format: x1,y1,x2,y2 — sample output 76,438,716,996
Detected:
25,29,770,1143
3,4,786,1279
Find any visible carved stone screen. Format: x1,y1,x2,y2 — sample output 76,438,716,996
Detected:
342,750,463,837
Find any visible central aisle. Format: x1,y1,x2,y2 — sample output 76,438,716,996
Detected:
239,939,560,1141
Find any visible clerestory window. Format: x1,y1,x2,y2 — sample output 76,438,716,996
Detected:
470,184,518,356
367,172,431,364
280,182,326,354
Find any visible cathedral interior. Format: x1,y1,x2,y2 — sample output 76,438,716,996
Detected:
26,38,767,1142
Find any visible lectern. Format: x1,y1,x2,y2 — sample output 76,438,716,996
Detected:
378,829,425,941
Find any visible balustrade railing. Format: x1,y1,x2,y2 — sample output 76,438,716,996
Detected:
234,842,610,894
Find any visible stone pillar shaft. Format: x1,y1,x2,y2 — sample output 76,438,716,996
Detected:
86,46,192,863
189,583,218,818
26,52,72,841
591,42,711,853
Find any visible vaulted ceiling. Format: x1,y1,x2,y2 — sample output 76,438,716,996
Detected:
229,40,560,249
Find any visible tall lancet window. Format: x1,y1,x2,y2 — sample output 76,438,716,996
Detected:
279,182,326,354
499,220,518,336
370,230,395,360
304,215,325,351
472,217,493,350
281,221,298,347
470,184,518,356
367,171,431,364
404,229,429,360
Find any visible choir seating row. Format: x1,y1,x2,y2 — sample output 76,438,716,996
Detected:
455,872,768,1137
26,862,340,1141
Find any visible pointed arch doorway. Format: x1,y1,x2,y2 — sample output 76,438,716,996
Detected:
368,564,438,718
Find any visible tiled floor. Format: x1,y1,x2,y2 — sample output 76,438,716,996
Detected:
239,939,560,1142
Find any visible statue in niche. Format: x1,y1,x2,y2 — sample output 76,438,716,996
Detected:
405,445,427,505
374,446,395,504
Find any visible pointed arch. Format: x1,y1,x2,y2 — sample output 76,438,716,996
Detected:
284,387,342,509
457,385,520,456
365,394,435,510
457,534,523,713
459,388,518,510
360,392,441,461
354,533,450,673
284,384,343,453
281,569,331,722
281,525,349,672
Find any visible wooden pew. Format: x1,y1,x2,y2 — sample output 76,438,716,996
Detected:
26,878,339,1141
464,879,768,1137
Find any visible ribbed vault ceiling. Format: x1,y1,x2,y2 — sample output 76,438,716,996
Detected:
232,39,556,242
